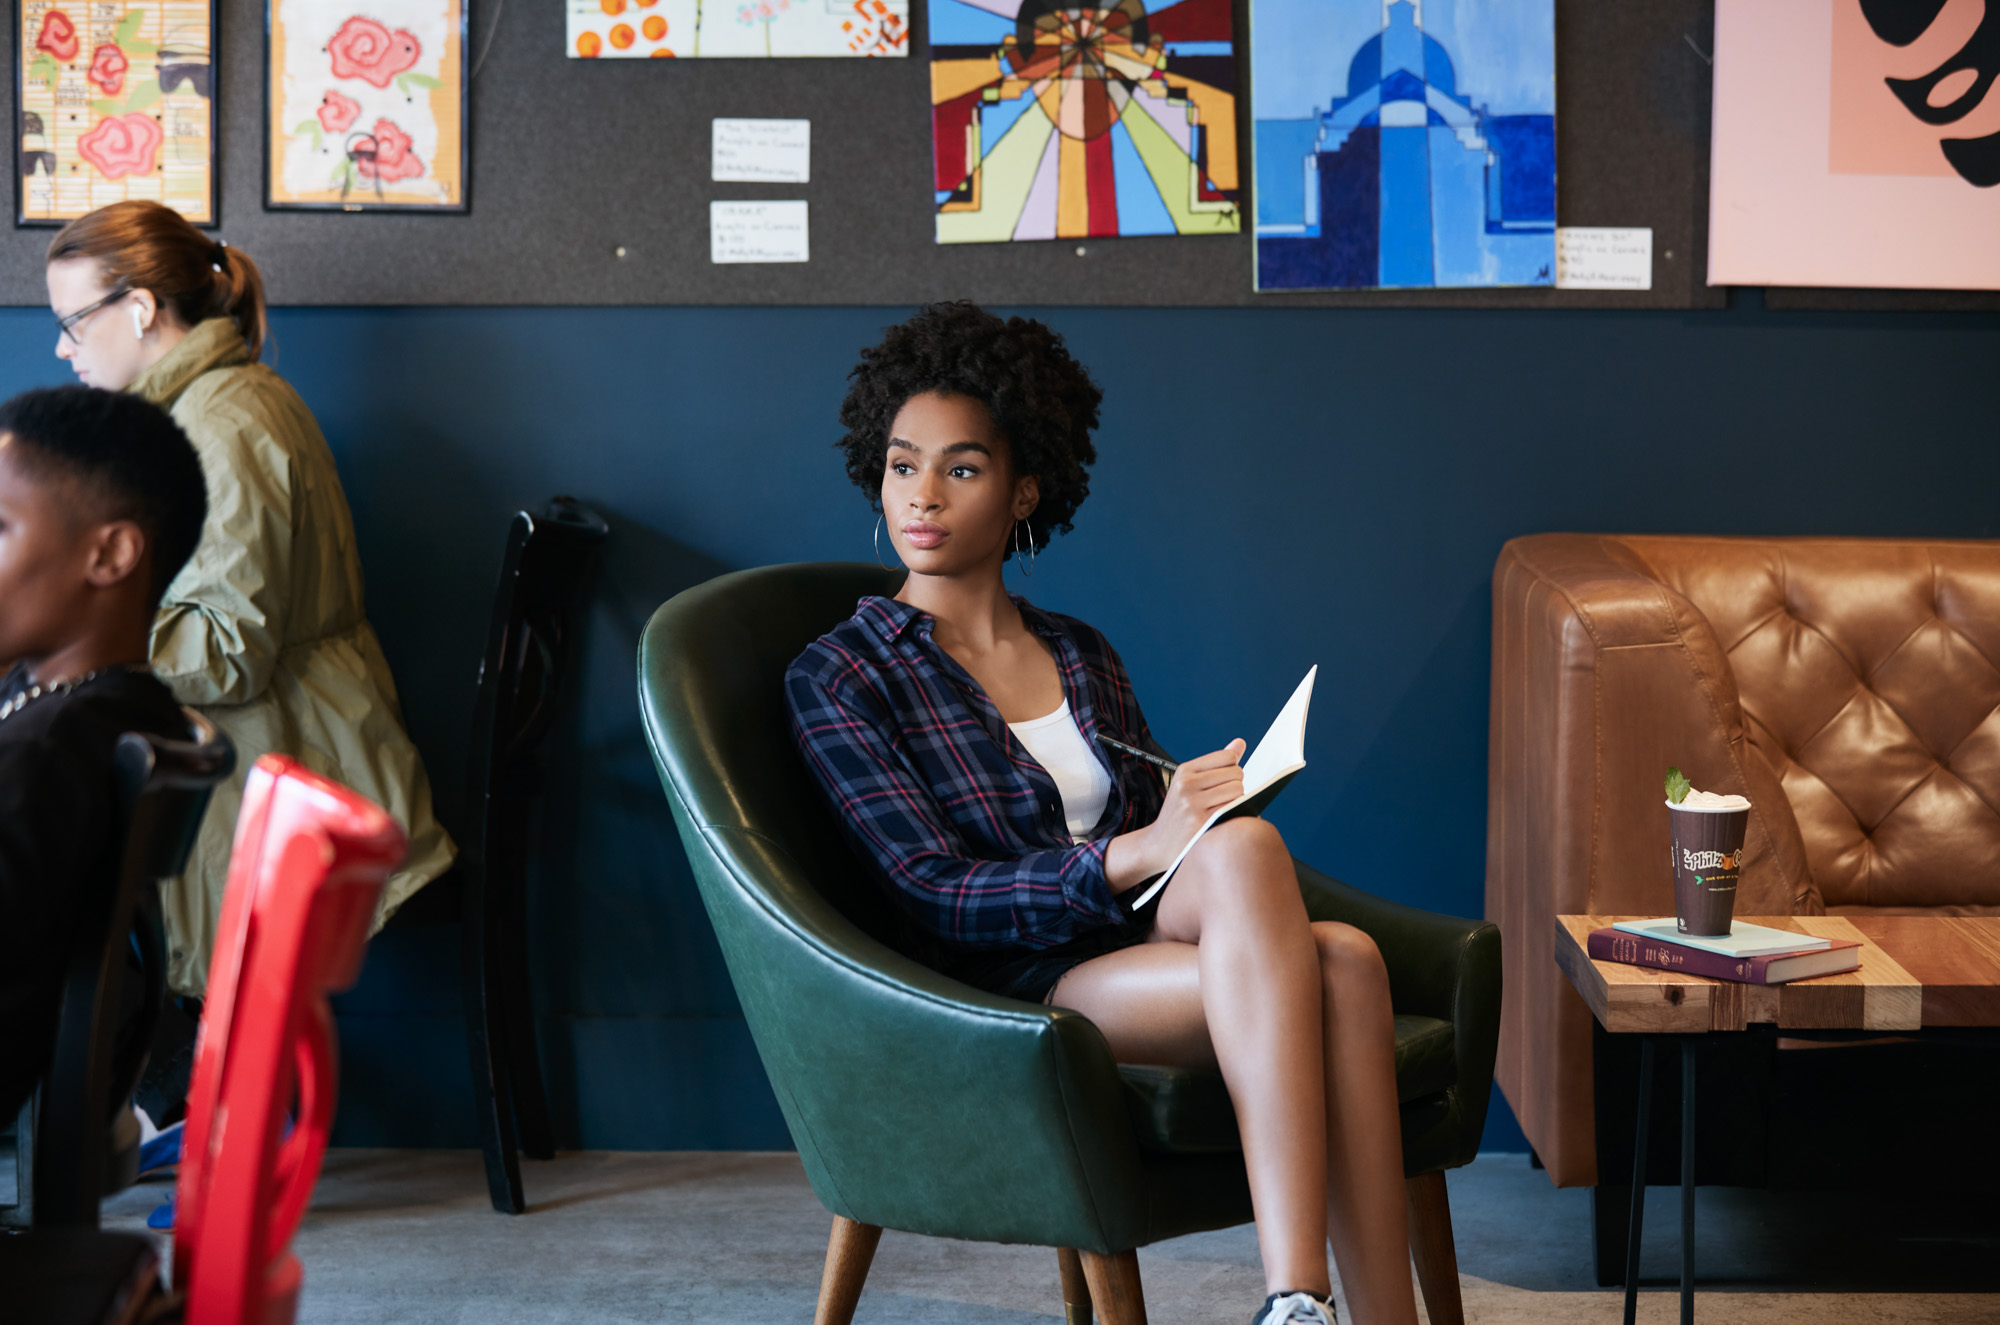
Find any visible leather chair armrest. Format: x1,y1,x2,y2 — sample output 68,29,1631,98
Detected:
677,821,1153,1252
1295,860,1501,1173
1295,860,1488,1022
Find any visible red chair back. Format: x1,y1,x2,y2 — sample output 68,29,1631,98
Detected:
172,756,406,1325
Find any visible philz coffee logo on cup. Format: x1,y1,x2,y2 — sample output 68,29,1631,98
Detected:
1681,848,1742,874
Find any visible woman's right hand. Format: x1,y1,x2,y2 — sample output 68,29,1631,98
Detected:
1107,738,1246,890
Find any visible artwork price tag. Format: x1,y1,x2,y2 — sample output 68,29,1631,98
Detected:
1556,228,1654,290
712,118,811,183
711,201,809,264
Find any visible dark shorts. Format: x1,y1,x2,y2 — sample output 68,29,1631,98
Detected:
963,886,1160,1005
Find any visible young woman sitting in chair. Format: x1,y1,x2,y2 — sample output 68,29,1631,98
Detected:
786,303,1418,1325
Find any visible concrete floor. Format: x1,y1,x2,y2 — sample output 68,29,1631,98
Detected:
80,1150,2000,1324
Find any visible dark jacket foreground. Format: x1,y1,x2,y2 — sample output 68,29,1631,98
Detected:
0,664,181,1120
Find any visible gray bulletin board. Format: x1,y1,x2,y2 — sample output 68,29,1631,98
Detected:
1764,287,2000,313
4,0,1728,308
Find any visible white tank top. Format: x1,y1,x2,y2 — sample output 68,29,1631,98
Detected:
1007,699,1113,843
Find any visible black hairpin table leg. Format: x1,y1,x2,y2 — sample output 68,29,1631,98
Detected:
1680,1039,1696,1325
1622,1036,1655,1325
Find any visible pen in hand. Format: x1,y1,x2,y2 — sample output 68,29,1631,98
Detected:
1097,734,1178,774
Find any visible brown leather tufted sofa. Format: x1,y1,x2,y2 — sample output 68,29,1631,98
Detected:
1486,533,2000,1192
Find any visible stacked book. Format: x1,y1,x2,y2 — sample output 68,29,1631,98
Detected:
1588,918,1861,985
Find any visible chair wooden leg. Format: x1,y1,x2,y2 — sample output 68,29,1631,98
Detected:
1057,1247,1093,1325
1078,1249,1146,1325
814,1217,882,1325
1406,1171,1465,1325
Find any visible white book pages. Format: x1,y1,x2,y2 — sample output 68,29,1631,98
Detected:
1129,666,1317,909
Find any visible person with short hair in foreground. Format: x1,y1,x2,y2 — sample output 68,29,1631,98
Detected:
787,303,1417,1325
0,385,207,1123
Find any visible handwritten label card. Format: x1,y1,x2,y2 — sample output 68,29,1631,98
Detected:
1555,227,1654,290
712,119,812,184
711,201,810,264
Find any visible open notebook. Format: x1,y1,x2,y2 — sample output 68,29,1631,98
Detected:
1130,666,1317,909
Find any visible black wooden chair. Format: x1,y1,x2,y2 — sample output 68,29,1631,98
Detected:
3,708,234,1229
462,496,609,1214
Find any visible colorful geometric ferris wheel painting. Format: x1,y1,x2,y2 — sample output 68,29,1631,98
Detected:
928,0,1241,243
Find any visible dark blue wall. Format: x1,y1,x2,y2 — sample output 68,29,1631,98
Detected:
3,296,1995,1154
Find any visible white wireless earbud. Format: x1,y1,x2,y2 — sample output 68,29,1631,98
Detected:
132,306,145,340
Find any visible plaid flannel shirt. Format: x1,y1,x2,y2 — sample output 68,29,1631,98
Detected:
786,595,1167,971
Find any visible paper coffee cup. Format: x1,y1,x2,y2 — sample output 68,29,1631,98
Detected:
1665,800,1749,937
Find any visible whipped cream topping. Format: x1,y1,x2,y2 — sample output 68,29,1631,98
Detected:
1677,788,1751,811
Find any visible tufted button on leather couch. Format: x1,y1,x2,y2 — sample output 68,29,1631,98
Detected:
1486,533,2000,1197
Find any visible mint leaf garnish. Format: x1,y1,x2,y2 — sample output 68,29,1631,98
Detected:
1665,766,1692,804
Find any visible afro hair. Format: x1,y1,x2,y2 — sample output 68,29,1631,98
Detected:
836,302,1101,550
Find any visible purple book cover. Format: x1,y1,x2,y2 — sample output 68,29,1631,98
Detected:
1586,928,1860,986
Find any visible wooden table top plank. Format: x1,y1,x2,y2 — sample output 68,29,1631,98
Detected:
1782,916,1923,1031
1843,916,2000,1027
1555,915,1923,1034
1553,919,1715,1034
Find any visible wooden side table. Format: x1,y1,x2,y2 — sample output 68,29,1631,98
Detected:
1555,915,1936,1325
1556,915,1924,1038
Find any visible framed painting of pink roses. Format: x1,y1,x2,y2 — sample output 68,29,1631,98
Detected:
266,0,467,210
15,0,217,226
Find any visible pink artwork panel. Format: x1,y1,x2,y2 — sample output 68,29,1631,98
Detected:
1704,0,2000,292
1709,0,2000,290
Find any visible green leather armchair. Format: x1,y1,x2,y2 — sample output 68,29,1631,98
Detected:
638,563,1502,1325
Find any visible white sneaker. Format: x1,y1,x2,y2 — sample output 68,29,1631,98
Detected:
1253,1290,1336,1325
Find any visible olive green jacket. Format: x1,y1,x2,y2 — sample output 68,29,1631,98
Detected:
135,318,455,994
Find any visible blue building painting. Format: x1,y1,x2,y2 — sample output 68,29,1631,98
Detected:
1253,0,1554,290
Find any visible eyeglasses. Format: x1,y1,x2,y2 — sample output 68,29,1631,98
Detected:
159,60,210,97
54,287,129,345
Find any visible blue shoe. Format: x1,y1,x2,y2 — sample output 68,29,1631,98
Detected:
146,1192,175,1231
138,1121,184,1177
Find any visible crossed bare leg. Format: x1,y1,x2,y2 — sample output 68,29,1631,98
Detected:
1049,817,1418,1325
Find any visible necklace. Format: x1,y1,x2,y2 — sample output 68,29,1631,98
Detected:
0,662,153,723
